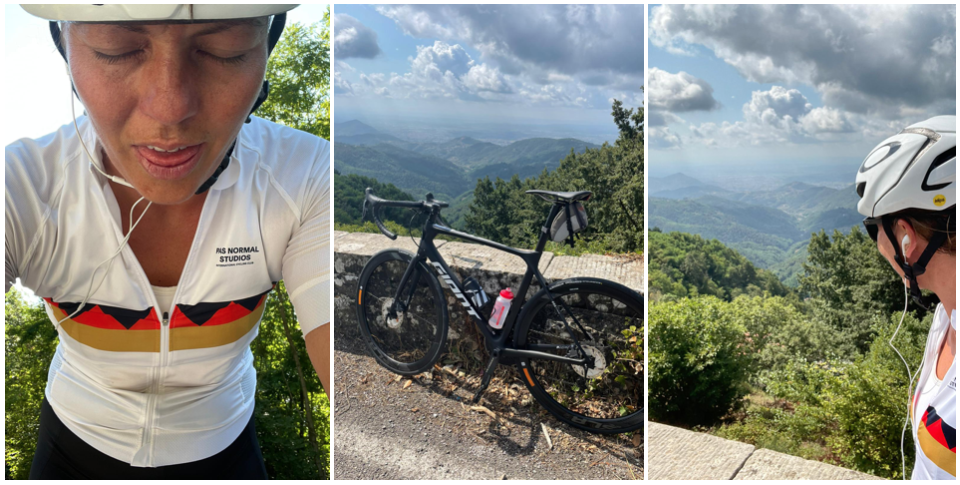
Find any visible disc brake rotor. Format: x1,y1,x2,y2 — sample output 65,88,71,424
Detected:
380,298,403,329
572,344,606,379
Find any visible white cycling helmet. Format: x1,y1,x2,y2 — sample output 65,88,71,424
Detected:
20,4,297,22
856,115,956,304
856,115,956,218
24,4,299,194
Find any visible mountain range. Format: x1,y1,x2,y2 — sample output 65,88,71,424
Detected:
334,120,600,201
650,173,862,285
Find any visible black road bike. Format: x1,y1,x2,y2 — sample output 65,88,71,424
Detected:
356,188,644,434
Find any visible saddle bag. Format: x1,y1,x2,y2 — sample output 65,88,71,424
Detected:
549,201,588,243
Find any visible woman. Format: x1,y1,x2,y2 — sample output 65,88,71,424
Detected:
856,115,955,479
5,4,330,479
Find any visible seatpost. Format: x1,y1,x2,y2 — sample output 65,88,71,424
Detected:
535,203,563,252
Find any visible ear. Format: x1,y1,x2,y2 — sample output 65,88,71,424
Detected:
895,218,920,260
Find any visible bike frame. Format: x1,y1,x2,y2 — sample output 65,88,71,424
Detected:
390,204,590,368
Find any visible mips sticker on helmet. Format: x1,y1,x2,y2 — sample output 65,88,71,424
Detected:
934,194,946,206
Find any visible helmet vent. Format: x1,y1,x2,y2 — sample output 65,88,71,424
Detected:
921,147,955,191
859,142,900,173
856,182,866,198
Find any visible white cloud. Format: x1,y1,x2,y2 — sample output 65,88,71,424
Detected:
648,68,720,112
649,126,682,149
334,14,382,59
650,4,956,119
742,86,810,126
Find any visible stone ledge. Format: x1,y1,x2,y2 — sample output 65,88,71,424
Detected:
734,448,883,480
648,422,754,480
648,422,884,480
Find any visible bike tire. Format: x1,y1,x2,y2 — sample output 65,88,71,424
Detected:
514,278,644,434
356,249,448,375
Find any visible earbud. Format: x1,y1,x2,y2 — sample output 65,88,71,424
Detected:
901,235,911,254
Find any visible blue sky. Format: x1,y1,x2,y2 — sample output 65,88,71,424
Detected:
647,5,956,174
334,5,644,144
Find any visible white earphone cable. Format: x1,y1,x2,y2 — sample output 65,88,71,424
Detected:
58,80,153,327
889,282,926,479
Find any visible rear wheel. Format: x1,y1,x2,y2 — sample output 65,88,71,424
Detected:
356,249,448,375
515,278,643,434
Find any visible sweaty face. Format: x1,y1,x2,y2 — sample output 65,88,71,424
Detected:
65,20,269,204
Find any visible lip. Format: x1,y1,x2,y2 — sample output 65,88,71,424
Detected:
134,143,204,181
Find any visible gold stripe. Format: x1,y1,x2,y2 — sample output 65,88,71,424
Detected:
169,304,265,351
917,420,957,476
52,307,160,353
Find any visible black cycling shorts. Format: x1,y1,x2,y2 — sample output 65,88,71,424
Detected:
29,398,268,479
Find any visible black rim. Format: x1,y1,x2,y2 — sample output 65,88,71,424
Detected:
522,286,643,429
359,255,445,372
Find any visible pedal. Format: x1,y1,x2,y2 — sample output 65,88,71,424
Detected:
472,352,500,403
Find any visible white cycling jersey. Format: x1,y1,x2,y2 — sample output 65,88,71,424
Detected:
911,304,956,479
5,116,329,467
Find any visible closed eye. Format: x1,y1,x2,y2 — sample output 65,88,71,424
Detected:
199,51,247,65
93,50,144,64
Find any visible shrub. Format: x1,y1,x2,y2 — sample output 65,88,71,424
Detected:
824,311,928,479
648,297,752,425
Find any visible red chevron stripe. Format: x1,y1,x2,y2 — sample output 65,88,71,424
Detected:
44,298,160,330
170,295,266,328
921,408,954,452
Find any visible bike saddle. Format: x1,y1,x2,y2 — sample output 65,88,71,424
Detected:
525,189,593,202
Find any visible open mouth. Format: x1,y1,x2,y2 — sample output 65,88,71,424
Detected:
134,143,204,181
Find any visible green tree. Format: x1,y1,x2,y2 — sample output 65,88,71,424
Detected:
258,13,331,140
464,97,645,254
800,227,917,353
5,289,58,480
648,230,791,301
333,171,415,226
252,282,330,479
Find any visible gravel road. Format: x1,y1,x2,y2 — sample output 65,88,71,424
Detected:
333,328,643,480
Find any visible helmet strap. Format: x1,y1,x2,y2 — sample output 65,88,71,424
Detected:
194,141,234,194
882,217,948,309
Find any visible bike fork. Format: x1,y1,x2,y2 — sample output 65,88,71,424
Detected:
472,349,500,403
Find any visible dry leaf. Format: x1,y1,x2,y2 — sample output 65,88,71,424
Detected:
403,380,413,389
632,434,641,447
470,405,498,421
411,407,419,413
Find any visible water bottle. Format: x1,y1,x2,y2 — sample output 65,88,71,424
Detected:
488,289,514,329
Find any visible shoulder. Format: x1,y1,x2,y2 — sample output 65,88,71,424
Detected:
237,116,329,176
236,117,329,210
5,122,81,208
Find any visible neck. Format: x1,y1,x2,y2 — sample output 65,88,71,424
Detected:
924,251,956,314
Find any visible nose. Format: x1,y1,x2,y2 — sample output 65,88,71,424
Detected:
138,49,200,126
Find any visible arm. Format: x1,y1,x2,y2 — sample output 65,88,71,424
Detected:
281,139,331,391
304,324,330,394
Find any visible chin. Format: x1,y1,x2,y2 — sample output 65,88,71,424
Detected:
136,180,204,205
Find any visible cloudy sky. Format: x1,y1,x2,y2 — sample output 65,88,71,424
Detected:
334,5,644,143
648,4,956,174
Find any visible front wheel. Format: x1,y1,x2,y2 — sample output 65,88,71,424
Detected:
356,249,448,375
515,278,644,434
